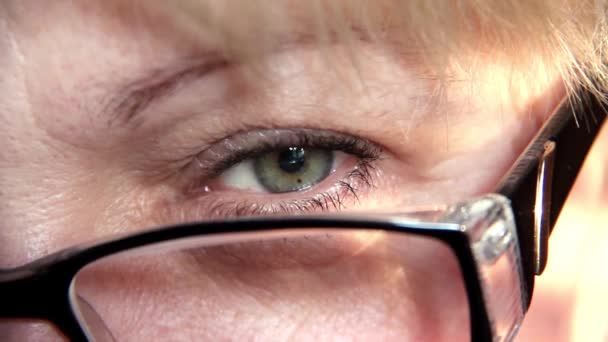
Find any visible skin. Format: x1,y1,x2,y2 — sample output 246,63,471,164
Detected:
0,1,566,341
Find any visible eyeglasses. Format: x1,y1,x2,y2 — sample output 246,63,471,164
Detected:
0,89,605,342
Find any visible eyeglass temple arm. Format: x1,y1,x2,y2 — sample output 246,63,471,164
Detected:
497,90,607,310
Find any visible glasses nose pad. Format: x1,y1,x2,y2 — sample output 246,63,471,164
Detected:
74,295,116,342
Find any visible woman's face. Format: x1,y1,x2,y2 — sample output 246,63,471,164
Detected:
0,1,563,340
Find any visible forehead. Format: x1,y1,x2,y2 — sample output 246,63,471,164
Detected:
1,0,582,71
0,0,566,140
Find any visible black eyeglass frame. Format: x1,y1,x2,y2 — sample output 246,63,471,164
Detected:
0,88,605,342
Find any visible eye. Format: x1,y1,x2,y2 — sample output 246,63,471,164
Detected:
221,147,346,193
182,129,382,216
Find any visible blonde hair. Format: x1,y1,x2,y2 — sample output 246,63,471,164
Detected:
150,0,608,103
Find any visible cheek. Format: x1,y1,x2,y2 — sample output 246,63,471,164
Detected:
0,321,66,342
73,233,470,341
0,160,154,267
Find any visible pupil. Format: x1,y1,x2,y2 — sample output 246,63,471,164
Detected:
278,147,306,173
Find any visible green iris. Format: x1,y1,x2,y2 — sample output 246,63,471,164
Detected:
254,147,334,193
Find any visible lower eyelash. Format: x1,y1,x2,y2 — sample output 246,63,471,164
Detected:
196,156,378,218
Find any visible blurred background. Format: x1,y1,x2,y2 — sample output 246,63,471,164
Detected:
517,124,608,341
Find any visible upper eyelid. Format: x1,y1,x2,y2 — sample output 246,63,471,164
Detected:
192,129,381,173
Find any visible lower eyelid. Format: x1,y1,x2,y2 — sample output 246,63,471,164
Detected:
148,154,378,226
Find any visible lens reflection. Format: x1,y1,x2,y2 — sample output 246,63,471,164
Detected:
72,229,470,341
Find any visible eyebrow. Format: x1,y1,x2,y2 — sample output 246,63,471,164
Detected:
105,57,230,128
103,25,428,130
102,27,394,129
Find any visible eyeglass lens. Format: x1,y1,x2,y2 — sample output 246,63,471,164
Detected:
71,229,471,341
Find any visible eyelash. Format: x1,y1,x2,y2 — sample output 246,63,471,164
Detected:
184,130,383,218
